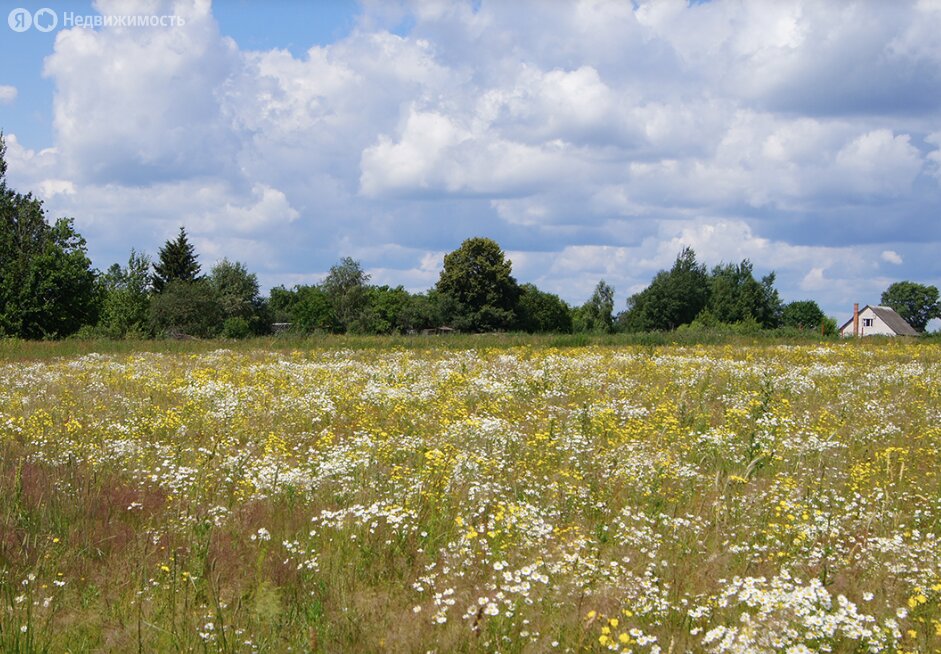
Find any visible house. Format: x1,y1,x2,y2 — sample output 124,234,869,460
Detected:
419,326,456,335
839,303,918,337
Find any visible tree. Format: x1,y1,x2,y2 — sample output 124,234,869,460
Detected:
98,249,152,338
210,259,259,319
322,257,370,332
398,291,448,332
436,237,521,331
707,260,781,328
351,285,411,334
268,286,298,324
290,285,338,333
152,227,201,293
149,280,222,338
575,280,615,333
880,281,941,332
622,247,710,331
516,284,573,333
209,258,269,334
781,300,825,330
0,135,99,338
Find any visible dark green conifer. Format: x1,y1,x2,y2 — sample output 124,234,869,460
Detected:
152,226,201,293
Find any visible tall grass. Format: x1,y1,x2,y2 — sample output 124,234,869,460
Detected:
0,328,848,362
1,340,938,652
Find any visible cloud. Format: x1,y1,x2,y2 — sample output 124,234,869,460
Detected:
0,85,16,104
43,0,241,184
833,130,923,196
0,0,935,318
881,250,903,264
800,267,828,292
36,179,76,198
360,108,581,198
927,132,941,181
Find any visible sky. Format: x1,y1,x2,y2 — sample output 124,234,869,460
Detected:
2,0,941,323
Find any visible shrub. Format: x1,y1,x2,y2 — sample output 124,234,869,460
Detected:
222,316,252,339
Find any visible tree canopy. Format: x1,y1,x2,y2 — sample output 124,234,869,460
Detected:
707,261,781,328
880,281,940,332
516,284,573,333
436,237,521,331
575,280,615,333
211,259,261,319
98,249,152,338
0,135,99,338
781,300,825,331
622,247,709,331
152,227,201,293
149,279,222,338
322,256,370,332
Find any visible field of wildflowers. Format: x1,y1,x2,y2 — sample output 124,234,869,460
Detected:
1,340,940,653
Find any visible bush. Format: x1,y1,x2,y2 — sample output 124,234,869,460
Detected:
149,280,223,338
221,317,252,339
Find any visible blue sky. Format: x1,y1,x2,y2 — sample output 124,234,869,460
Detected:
2,0,941,324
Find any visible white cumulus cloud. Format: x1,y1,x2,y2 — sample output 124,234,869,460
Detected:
0,85,16,104
881,250,903,264
2,0,936,315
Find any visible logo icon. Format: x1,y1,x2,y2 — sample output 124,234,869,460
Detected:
33,8,57,32
7,7,32,32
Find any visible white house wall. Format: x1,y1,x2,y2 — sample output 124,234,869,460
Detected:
841,307,899,337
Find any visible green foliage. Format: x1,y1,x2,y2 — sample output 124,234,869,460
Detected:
678,314,764,336
322,257,370,332
210,259,259,319
152,227,201,293
436,237,520,331
98,249,152,338
0,136,99,338
397,291,448,332
516,284,573,333
221,316,252,339
880,281,941,332
620,249,784,333
350,285,411,334
574,280,614,333
781,300,825,331
622,247,710,332
210,258,268,334
290,285,338,333
148,280,223,338
706,261,781,328
268,286,298,324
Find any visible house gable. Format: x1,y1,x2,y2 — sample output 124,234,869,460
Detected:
839,305,918,337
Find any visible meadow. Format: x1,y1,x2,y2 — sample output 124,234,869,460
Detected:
1,338,940,653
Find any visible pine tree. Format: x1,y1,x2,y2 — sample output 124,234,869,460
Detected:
152,227,201,293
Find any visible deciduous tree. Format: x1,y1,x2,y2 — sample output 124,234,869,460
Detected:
436,237,520,331
0,135,99,338
575,280,614,333
880,281,940,332
621,247,709,331
516,284,573,333
781,300,825,330
98,249,152,338
322,257,370,332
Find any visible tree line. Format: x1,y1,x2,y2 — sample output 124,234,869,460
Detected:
2,134,939,339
